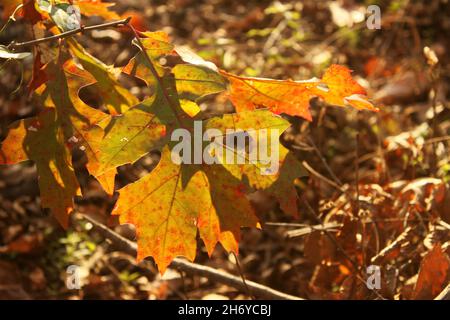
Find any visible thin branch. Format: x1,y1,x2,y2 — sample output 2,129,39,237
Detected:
302,161,346,193
435,283,450,300
7,17,131,50
231,252,255,300
301,198,386,300
425,135,450,145
0,4,23,35
307,136,343,186
301,198,360,272
77,213,305,300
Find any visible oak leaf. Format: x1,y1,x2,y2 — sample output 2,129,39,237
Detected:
112,146,259,273
221,64,377,121
1,59,111,226
0,109,80,228
204,110,306,216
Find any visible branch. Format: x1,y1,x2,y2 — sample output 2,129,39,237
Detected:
302,161,346,193
7,17,131,50
435,284,450,300
77,213,305,300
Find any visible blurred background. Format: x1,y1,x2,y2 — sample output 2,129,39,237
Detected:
0,0,449,299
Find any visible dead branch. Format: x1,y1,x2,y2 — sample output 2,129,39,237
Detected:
77,213,305,300
435,284,450,300
7,17,131,50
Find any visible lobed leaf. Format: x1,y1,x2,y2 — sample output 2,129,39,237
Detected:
204,110,306,216
68,40,138,115
112,146,210,273
221,64,378,121
113,146,259,273
0,109,80,227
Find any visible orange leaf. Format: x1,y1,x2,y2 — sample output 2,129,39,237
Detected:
0,109,81,228
75,0,119,20
221,64,378,121
112,146,259,273
1,0,41,23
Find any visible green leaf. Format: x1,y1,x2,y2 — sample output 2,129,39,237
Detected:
68,40,138,115
173,64,227,101
0,109,80,228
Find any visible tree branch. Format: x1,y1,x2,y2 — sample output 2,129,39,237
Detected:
7,17,131,50
435,284,450,300
77,213,305,300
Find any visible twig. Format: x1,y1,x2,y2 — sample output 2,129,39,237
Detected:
77,213,305,300
231,252,255,300
425,135,450,145
7,17,132,50
301,198,360,272
435,284,450,300
285,222,343,238
0,4,23,35
354,132,360,215
301,198,385,300
307,137,343,186
302,161,346,193
370,227,415,265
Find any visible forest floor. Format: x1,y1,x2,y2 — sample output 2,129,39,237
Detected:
0,0,449,300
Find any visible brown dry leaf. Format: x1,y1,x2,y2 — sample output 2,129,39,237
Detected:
0,232,44,254
0,261,30,299
412,244,450,299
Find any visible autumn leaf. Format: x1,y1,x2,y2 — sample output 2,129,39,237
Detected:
28,51,49,93
100,33,203,174
204,110,306,216
67,39,138,115
112,145,259,273
319,64,375,111
0,109,80,228
0,58,113,225
112,146,211,273
1,0,42,23
62,40,140,193
74,0,119,20
200,163,259,255
36,0,119,24
221,64,378,121
42,61,116,192
111,111,297,272
172,46,228,103
122,31,175,86
173,64,227,102
94,102,168,175
175,46,219,72
412,244,450,299
94,72,190,176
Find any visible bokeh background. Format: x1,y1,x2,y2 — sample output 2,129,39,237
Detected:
0,0,449,299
